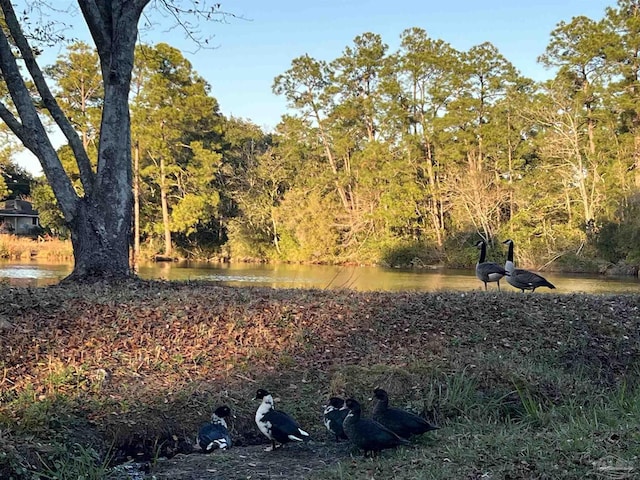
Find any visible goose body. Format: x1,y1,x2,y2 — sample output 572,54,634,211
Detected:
502,239,556,292
371,388,438,439
254,388,310,451
323,397,349,442
342,398,411,457
475,240,508,291
196,405,233,452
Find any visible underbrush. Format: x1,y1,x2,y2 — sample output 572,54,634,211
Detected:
0,282,639,479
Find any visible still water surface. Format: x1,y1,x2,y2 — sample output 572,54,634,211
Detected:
0,260,639,294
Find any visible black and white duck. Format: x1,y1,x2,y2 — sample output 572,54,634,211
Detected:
342,398,411,457
254,388,310,451
475,240,509,291
323,397,349,442
371,388,438,439
502,239,556,292
196,405,234,452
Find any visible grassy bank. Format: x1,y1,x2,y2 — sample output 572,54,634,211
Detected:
0,234,73,261
0,281,639,479
1,232,637,276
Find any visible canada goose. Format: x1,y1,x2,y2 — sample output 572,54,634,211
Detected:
342,398,411,457
502,239,556,292
196,405,234,452
474,240,509,291
323,397,349,442
253,388,310,451
371,388,438,438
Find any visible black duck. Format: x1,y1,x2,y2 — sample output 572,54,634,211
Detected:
196,405,233,452
371,388,437,439
342,398,410,457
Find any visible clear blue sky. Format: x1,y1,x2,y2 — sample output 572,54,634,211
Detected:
16,0,616,175
167,0,615,129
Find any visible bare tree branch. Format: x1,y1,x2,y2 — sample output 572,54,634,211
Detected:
77,0,111,62
140,1,240,51
1,0,95,196
0,20,78,218
0,101,27,144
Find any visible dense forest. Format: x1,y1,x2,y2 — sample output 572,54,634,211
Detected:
6,1,640,271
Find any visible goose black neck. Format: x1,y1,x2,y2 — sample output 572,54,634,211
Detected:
506,242,514,262
478,242,487,263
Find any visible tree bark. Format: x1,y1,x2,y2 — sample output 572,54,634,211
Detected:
160,155,172,257
65,198,132,281
67,0,146,280
133,141,141,273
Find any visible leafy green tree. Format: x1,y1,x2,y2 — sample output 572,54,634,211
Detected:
0,171,9,199
539,15,611,159
537,16,612,229
441,42,520,242
45,41,103,153
603,1,640,187
0,114,32,200
389,27,464,247
266,115,335,261
0,140,30,200
223,116,279,259
1,161,32,199
131,43,225,257
329,32,389,142
31,180,66,235
273,54,353,214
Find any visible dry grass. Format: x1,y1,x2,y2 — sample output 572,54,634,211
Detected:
0,234,73,260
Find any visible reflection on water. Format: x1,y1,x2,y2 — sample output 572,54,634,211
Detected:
0,266,62,279
0,260,639,294
0,263,73,287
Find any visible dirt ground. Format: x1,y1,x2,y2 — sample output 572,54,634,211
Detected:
144,441,351,480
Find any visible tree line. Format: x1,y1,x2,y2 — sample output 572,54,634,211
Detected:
12,1,640,271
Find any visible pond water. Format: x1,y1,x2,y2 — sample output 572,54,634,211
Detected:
0,260,639,294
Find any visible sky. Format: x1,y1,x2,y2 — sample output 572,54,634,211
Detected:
15,0,617,175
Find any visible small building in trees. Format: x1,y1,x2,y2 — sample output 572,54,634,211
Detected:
0,199,39,234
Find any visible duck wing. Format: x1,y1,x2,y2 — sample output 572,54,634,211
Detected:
262,409,309,443
347,417,411,452
387,407,437,436
197,423,232,452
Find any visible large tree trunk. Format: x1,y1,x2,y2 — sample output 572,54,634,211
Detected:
66,0,143,281
65,199,132,281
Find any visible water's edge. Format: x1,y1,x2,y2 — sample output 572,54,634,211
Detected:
0,260,638,294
